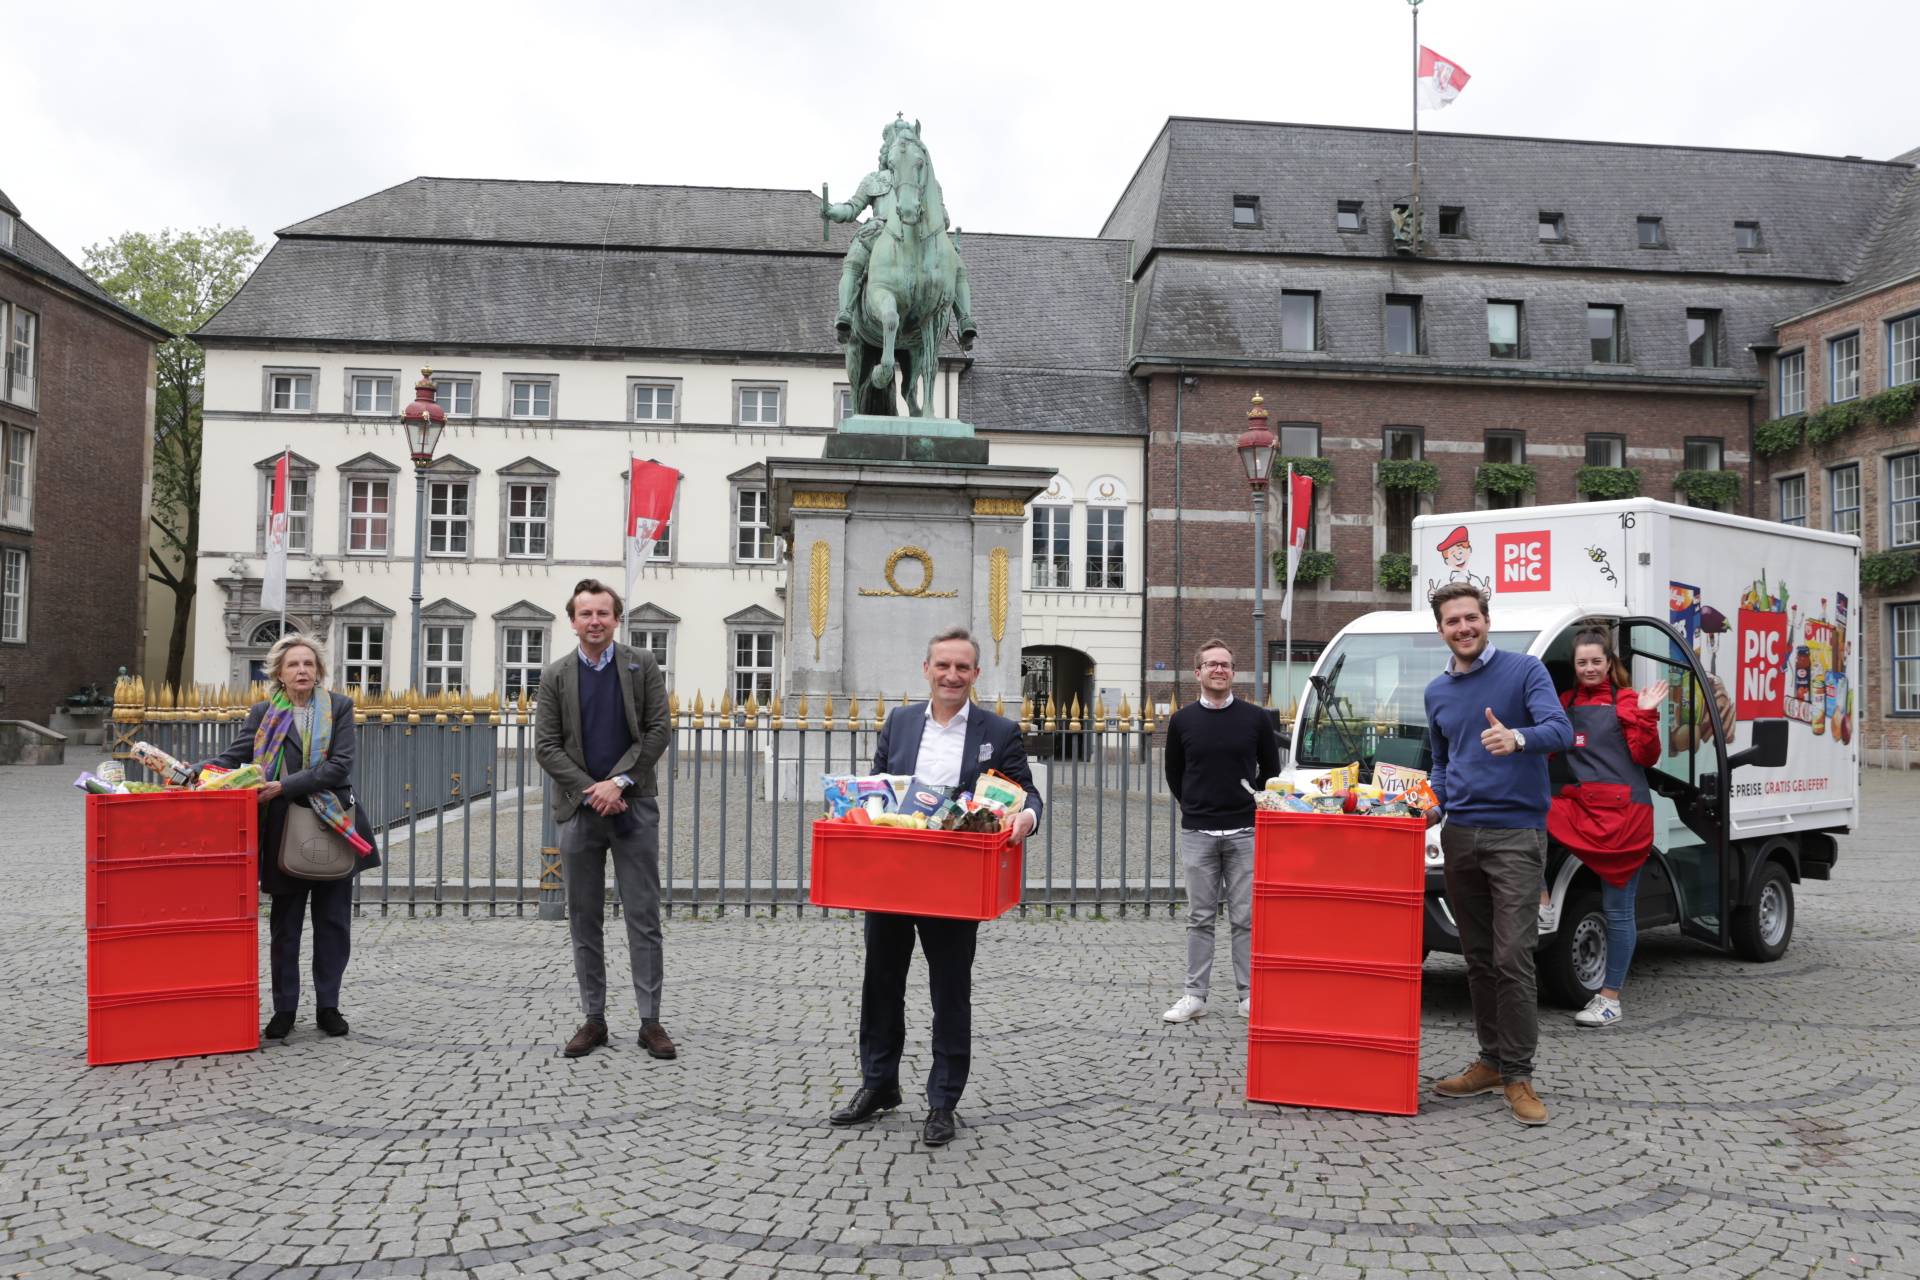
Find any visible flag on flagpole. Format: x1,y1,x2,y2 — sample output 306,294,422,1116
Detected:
1278,465,1315,625
1416,46,1471,111
260,449,291,613
624,458,683,611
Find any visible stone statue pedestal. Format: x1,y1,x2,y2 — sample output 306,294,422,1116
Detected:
768,427,1053,710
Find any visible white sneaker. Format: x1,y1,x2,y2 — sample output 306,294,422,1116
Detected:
1573,994,1623,1027
1237,997,1251,1018
1162,995,1206,1023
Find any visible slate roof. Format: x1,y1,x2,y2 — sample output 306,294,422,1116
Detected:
0,204,171,340
1836,168,1920,299
0,187,18,217
1103,118,1913,284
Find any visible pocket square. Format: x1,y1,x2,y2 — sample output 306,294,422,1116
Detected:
977,744,993,762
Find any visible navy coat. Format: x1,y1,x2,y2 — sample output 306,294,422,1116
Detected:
870,702,1044,825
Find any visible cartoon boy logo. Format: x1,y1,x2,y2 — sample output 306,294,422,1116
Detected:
1426,525,1490,600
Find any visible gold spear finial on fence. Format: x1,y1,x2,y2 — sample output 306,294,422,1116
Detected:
1093,694,1107,725
1069,694,1083,732
744,692,760,720
769,693,784,727
692,691,706,720
795,693,809,723
720,690,735,720
1020,696,1034,731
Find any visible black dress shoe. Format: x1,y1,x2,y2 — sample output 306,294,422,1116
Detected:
922,1107,958,1146
316,1007,349,1037
829,1086,902,1126
263,1011,295,1040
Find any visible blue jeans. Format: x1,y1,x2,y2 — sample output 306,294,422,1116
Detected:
1602,866,1643,992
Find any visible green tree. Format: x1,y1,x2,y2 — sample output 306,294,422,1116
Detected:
84,227,262,688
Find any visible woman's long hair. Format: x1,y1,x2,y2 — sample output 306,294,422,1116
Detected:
1570,628,1632,690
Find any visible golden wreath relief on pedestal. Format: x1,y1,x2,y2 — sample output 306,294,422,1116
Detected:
859,545,960,598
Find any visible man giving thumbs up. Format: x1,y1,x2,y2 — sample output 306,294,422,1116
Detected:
1422,583,1572,1126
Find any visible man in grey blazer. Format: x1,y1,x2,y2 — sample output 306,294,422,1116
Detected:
534,579,674,1060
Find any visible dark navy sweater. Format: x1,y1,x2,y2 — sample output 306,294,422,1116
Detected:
578,658,634,782
1423,647,1573,830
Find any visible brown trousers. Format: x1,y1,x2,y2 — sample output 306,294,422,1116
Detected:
1440,823,1547,1082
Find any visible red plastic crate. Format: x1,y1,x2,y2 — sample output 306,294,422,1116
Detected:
1247,1027,1419,1115
1253,884,1424,966
1254,810,1426,894
86,853,257,930
86,791,257,863
87,982,259,1066
88,919,259,999
809,821,1022,920
1250,954,1423,1040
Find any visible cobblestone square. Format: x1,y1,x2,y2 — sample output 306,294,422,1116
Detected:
3,757,1917,1278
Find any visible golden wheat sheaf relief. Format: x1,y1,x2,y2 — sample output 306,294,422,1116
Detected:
809,540,830,661
989,546,1009,664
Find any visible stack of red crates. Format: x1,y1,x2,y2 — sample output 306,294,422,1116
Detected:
85,792,261,1065
1247,809,1426,1114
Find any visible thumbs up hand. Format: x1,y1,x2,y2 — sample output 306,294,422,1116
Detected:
1481,707,1520,756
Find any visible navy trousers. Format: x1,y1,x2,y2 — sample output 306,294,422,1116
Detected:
858,913,980,1109
268,877,354,1013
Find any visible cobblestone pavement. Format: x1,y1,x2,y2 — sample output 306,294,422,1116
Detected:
3,757,1918,1279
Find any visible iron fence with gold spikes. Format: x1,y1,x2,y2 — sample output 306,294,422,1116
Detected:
107,679,1206,919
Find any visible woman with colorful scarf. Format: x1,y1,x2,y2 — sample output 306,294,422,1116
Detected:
202,634,378,1041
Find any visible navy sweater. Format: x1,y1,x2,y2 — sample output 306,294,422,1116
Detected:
1423,647,1573,830
578,659,634,782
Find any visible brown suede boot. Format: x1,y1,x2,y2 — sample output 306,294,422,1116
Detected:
1505,1080,1549,1126
1433,1060,1503,1098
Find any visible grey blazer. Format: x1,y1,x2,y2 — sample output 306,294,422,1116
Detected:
533,643,670,823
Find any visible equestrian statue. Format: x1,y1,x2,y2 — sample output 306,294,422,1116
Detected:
822,116,976,419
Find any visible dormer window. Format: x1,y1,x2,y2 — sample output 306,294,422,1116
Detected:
0,210,14,251
1735,220,1763,251
1538,212,1566,242
1438,206,1465,237
1232,195,1262,229
1336,201,1364,232
1637,216,1666,248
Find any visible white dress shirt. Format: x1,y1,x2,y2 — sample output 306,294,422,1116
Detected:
913,700,971,788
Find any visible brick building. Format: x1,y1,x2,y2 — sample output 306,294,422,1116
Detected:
0,186,167,723
1100,119,1915,710
1754,151,1920,746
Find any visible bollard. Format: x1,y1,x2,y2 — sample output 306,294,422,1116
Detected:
537,775,566,920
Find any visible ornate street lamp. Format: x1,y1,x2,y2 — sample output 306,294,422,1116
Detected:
1237,391,1277,704
400,368,446,691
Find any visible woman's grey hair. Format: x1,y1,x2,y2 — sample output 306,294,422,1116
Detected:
265,633,328,690
925,625,981,666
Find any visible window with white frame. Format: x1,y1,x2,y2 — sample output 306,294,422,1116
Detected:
1778,350,1806,416
1085,504,1124,590
346,478,390,553
1031,504,1071,589
509,378,554,420
1830,332,1861,402
268,371,313,413
630,626,672,687
0,210,13,250
434,376,475,417
2,425,32,527
500,626,546,702
349,373,395,415
1,547,25,642
422,624,465,694
1891,313,1920,389
427,480,470,555
505,481,550,558
257,466,313,552
339,623,386,694
1776,475,1807,527
836,386,855,422
1683,437,1724,472
1829,464,1861,537
736,385,783,426
1895,603,1920,715
6,306,37,408
731,630,776,706
1891,454,1920,547
632,382,676,423
1383,426,1423,556
735,487,773,562
1280,291,1318,352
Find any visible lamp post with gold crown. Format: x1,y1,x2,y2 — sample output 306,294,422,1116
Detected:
1237,391,1277,704
400,369,447,691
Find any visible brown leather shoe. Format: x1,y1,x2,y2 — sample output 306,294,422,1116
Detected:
1433,1059,1503,1098
638,1022,677,1060
563,1020,608,1059
1505,1080,1549,1126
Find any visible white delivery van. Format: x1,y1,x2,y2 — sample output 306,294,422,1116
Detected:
1283,499,1860,1005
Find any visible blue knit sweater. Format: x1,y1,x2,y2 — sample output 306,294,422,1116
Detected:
1423,647,1573,830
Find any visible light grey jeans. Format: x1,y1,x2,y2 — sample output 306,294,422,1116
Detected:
1180,828,1255,1002
561,799,664,1021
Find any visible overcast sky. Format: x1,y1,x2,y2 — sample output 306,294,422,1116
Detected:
7,0,1918,263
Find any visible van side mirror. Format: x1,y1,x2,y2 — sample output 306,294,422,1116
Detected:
1728,718,1789,771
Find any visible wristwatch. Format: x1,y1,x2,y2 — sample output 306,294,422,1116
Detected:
1512,729,1527,753
614,774,633,790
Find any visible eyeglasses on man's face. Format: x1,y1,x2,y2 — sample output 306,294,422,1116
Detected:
1198,661,1234,671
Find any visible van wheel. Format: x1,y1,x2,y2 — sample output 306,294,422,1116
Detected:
1732,862,1794,962
1538,886,1605,1009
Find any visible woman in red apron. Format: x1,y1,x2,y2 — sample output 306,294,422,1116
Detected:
1548,629,1666,1027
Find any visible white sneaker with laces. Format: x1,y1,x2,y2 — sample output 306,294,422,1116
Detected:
1162,995,1207,1023
1237,997,1251,1018
1573,994,1623,1027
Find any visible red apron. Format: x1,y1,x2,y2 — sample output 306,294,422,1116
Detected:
1548,686,1653,887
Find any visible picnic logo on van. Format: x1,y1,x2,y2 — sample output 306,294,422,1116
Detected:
1495,531,1552,592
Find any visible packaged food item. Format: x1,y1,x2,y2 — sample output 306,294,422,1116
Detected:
73,772,127,796
201,762,264,791
123,781,167,794
1277,794,1319,813
1308,793,1348,814
130,741,195,787
897,776,953,819
96,760,126,786
1368,801,1415,818
872,811,929,829
822,774,902,818
1263,777,1295,795
1309,762,1362,794
1398,779,1439,812
1371,760,1429,793
974,769,1027,816
197,764,232,786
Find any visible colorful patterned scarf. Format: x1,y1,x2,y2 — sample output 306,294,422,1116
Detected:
254,686,372,856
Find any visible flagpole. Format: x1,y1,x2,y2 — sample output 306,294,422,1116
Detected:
277,445,289,640
1283,463,1294,722
1410,0,1422,251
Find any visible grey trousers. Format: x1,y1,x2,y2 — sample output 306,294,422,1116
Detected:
561,800,664,1021
1180,829,1255,1001
1440,823,1546,1082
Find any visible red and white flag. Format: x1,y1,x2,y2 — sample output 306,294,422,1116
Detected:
623,458,682,611
1279,465,1315,625
1417,46,1471,111
260,449,291,612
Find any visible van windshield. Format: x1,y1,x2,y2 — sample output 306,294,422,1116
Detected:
1296,630,1538,770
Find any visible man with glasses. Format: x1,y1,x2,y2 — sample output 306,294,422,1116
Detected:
1162,640,1279,1022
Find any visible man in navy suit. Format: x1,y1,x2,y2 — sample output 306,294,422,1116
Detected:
828,625,1043,1146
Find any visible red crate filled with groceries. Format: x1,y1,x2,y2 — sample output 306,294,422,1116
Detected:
809,768,1027,921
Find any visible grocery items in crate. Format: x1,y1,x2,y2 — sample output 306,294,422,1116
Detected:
130,741,196,787
199,763,265,791
74,772,128,795
818,769,1026,834
1244,775,1433,819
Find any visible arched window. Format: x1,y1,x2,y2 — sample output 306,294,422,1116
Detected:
250,619,297,646
1030,476,1074,590
1085,476,1129,591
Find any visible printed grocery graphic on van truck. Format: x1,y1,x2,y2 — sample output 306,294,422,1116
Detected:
1674,573,1855,747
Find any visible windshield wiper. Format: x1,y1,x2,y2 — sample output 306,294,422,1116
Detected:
1307,654,1362,765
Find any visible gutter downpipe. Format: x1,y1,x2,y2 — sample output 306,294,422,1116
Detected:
1172,370,1188,712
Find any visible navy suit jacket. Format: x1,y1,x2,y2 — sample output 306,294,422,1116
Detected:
871,702,1043,824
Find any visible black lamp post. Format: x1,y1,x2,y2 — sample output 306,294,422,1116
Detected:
1237,391,1277,704
400,369,446,691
